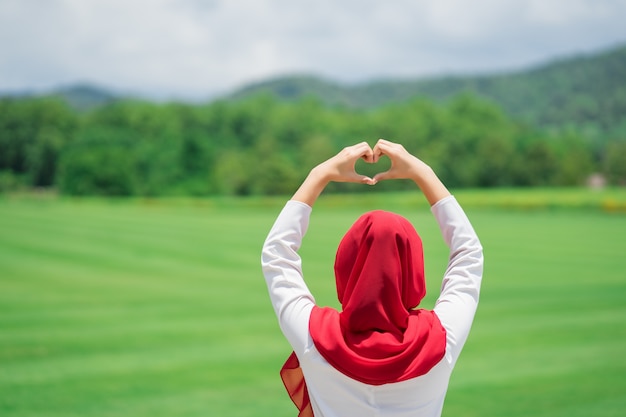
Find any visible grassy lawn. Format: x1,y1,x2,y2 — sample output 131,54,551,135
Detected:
1,189,625,417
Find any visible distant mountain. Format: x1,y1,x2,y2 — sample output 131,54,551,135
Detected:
227,43,626,133
3,43,624,132
0,83,119,112
228,75,347,105
50,84,118,111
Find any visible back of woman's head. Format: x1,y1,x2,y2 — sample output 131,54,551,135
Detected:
334,210,426,333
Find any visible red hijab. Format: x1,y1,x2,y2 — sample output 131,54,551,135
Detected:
281,210,446,416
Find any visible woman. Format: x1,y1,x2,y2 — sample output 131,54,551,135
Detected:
261,139,483,417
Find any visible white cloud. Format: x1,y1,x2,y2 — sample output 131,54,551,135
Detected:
1,0,625,99
527,0,613,24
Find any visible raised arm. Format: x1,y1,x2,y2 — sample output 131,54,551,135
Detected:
372,139,483,364
431,197,483,366
263,142,377,353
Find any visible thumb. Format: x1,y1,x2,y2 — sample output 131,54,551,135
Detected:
372,170,392,183
340,169,374,184
355,174,375,185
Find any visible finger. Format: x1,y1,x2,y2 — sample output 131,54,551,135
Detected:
378,140,406,162
361,150,375,164
373,140,392,162
346,172,374,184
363,176,376,186
345,142,369,160
354,142,374,163
372,169,393,183
372,140,385,162
359,148,375,164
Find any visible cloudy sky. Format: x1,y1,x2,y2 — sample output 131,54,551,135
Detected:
1,0,626,100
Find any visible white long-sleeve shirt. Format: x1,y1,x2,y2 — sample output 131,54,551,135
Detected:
261,195,483,417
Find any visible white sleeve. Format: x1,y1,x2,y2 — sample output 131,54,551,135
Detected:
261,200,316,355
432,196,484,366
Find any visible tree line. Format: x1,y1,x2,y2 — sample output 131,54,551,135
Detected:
1,93,625,196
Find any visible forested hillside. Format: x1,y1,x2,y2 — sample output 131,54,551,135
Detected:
229,43,626,137
0,44,625,196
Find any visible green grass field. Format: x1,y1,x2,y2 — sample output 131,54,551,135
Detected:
1,189,625,417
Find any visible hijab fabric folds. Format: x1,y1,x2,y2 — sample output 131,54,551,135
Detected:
281,210,446,416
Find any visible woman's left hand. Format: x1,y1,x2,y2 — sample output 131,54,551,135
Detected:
312,142,375,185
292,142,375,206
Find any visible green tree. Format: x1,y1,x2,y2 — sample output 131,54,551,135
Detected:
553,133,596,186
58,142,136,196
57,126,137,196
213,149,252,195
604,141,626,185
519,140,559,186
0,97,76,187
475,134,517,187
250,135,300,195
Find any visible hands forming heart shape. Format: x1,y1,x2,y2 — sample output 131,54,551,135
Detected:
319,139,424,186
295,138,446,207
